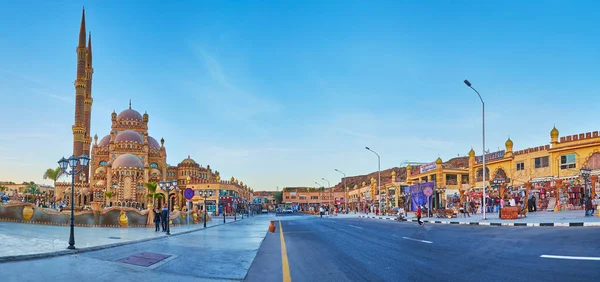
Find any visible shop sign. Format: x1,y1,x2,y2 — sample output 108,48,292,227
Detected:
419,162,437,174
492,178,510,184
476,150,505,163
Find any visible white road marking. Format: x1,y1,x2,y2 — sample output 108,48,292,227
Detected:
540,255,600,261
401,237,433,244
349,225,364,230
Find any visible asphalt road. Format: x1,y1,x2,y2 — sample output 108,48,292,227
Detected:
245,216,600,282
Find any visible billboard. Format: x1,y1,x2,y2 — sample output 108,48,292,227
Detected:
409,181,435,211
419,162,437,174
476,150,505,163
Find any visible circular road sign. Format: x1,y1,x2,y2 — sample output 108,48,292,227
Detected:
423,186,433,197
184,188,194,200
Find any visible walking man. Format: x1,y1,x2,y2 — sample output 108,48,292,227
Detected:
161,204,168,232
416,206,423,226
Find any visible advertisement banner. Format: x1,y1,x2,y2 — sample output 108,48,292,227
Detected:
419,162,437,174
409,181,434,211
476,150,505,163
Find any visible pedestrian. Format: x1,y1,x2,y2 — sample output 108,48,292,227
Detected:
416,206,423,226
161,204,168,232
153,208,161,231
319,206,324,218
462,201,470,218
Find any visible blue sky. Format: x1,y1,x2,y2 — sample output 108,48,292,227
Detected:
1,0,599,190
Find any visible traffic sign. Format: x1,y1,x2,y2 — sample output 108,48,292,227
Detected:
184,188,194,200
423,186,433,197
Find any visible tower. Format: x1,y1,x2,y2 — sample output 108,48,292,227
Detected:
72,8,93,180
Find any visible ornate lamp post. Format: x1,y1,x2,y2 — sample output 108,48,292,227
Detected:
203,189,213,228
580,167,591,216
322,178,331,213
159,179,178,235
464,79,487,220
58,154,90,250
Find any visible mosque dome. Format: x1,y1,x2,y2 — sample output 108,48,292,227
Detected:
98,135,111,146
181,156,197,165
551,126,559,138
469,148,475,157
112,154,144,169
505,138,513,148
436,157,443,165
148,136,160,149
117,108,143,121
114,130,144,144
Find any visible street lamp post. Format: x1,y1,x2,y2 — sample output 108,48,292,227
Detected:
464,79,487,220
322,178,331,213
159,180,178,235
335,169,348,213
580,167,592,216
57,154,90,250
203,189,213,228
365,147,382,212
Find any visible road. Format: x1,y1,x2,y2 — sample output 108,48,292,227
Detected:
245,216,600,282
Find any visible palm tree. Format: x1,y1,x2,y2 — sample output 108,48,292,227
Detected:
105,191,113,203
24,184,41,203
43,167,63,204
145,182,163,207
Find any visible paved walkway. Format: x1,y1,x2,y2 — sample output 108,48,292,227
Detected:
359,210,600,227
0,215,274,281
0,215,246,259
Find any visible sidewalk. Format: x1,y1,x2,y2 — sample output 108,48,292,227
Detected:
359,210,600,227
0,215,248,260
0,215,274,281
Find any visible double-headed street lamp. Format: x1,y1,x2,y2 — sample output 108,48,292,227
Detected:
365,147,382,212
58,154,90,250
464,79,487,220
159,180,178,235
202,189,213,228
335,169,348,212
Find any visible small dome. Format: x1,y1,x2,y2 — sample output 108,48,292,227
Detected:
112,154,144,169
469,148,475,157
181,155,197,165
505,138,513,148
391,170,397,176
117,108,143,121
114,130,144,144
406,164,412,170
148,136,160,149
98,135,111,146
551,126,559,138
436,157,443,165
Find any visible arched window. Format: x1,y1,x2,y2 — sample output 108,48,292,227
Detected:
150,163,158,168
99,161,107,166
476,167,490,182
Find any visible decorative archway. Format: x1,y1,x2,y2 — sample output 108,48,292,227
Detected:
493,167,508,180
475,167,490,182
584,151,600,169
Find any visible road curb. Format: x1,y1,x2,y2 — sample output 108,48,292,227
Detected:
357,215,600,227
0,217,251,263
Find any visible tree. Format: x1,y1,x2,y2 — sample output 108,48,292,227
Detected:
145,182,163,207
273,191,283,204
105,191,113,201
24,184,41,203
43,167,63,203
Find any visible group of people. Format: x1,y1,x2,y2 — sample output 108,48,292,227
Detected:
152,205,169,232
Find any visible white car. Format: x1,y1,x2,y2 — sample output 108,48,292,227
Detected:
284,208,293,213
261,209,268,213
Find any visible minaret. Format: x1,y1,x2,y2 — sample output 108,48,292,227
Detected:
82,31,94,180
72,8,87,160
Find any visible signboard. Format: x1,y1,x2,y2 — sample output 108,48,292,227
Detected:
476,150,505,163
423,186,433,197
409,181,435,211
419,162,437,174
492,178,510,185
184,188,194,200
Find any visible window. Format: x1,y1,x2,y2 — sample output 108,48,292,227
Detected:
99,161,107,166
516,162,525,171
534,157,549,168
560,154,576,169
150,163,158,168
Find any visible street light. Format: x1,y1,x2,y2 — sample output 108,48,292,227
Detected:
464,79,487,220
203,189,213,228
159,179,178,235
580,167,592,216
365,147,382,212
335,169,348,213
322,178,331,213
57,154,90,250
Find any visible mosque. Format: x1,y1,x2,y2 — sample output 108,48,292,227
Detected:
57,9,252,213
